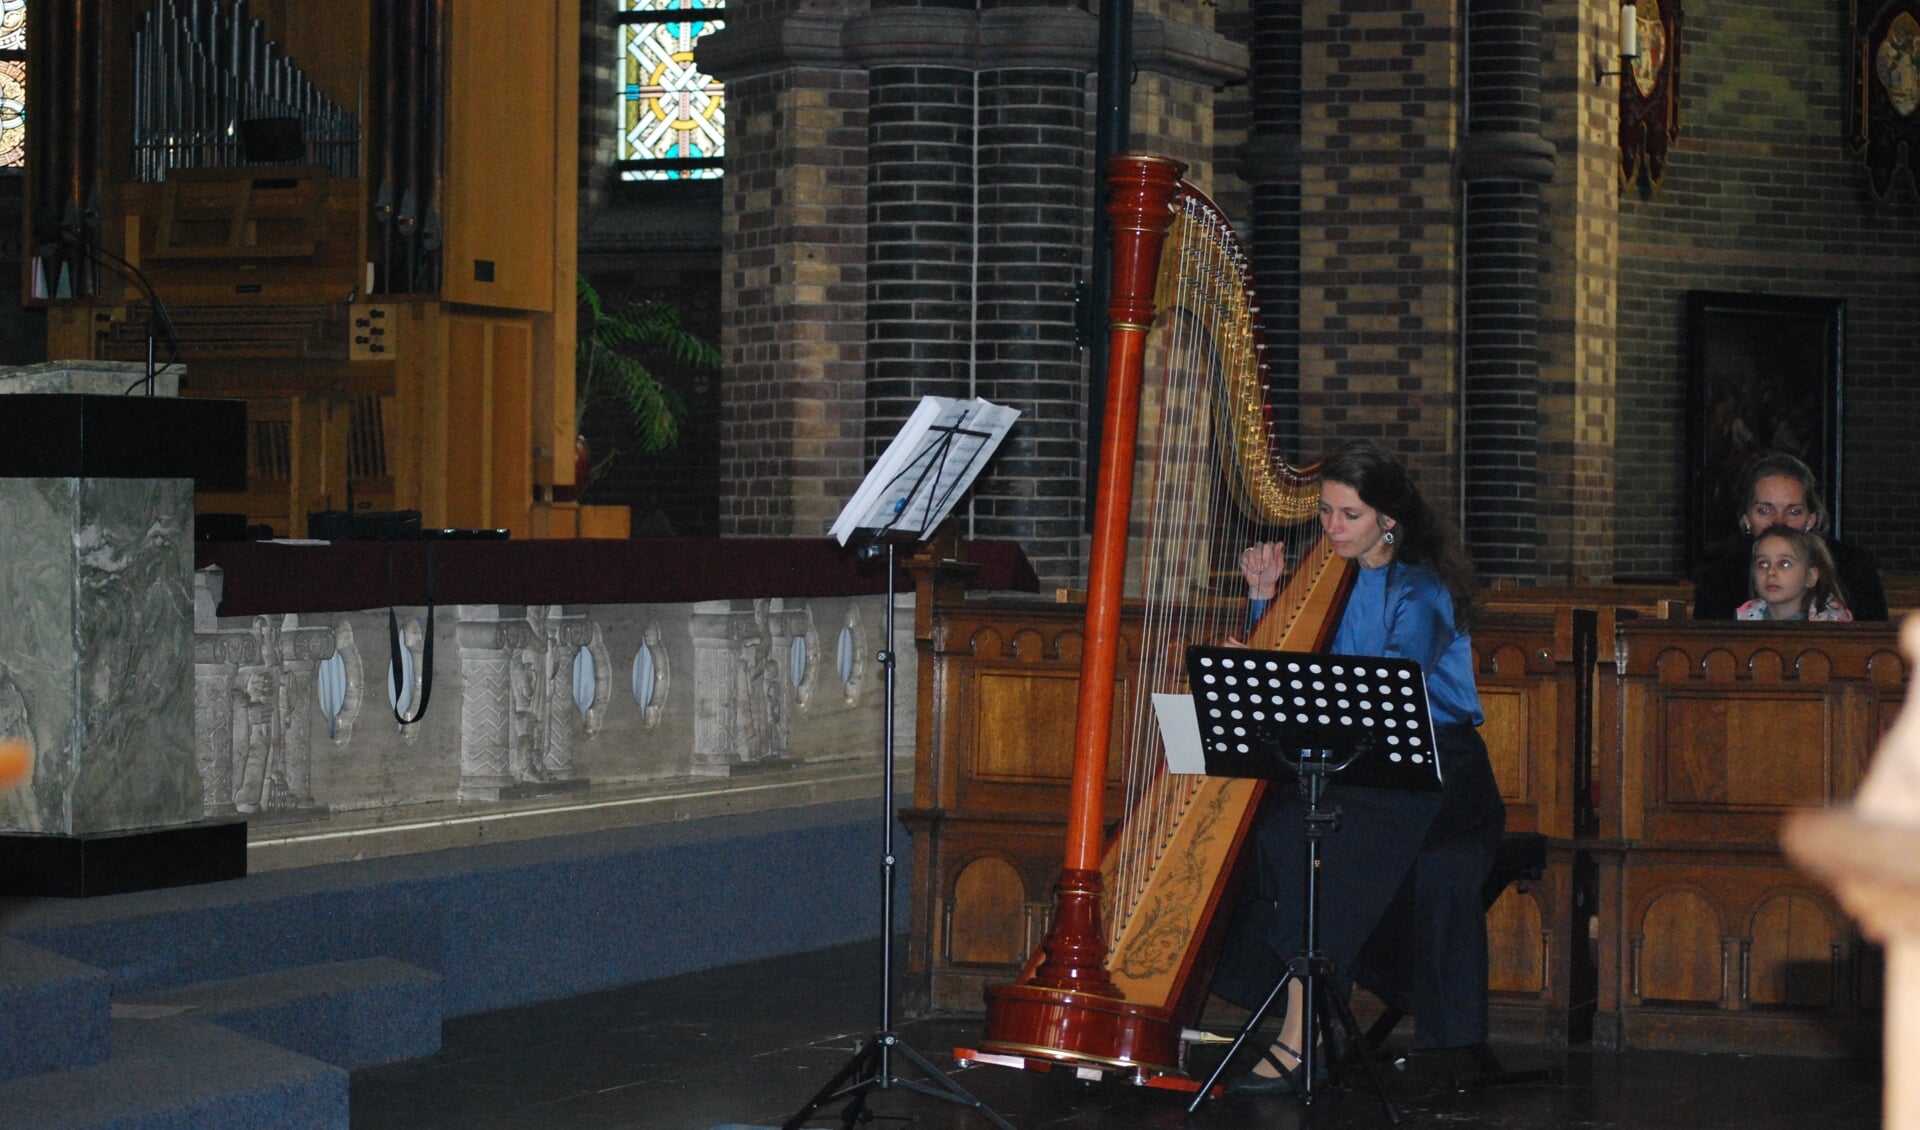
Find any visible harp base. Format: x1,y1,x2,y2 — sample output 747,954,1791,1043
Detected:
968,981,1187,1082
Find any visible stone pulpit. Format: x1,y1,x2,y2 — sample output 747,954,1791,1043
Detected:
0,363,246,895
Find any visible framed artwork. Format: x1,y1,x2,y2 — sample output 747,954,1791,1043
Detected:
1621,0,1683,192
1684,292,1845,570
1851,0,1920,196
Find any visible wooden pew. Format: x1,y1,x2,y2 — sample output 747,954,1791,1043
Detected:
1590,619,1907,1054
900,572,1641,1034
900,582,1136,1014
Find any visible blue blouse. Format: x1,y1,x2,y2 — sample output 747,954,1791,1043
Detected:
1330,562,1483,728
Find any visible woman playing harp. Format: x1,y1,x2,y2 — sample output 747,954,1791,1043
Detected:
967,157,1501,1091
966,157,1354,1082
1211,442,1503,1094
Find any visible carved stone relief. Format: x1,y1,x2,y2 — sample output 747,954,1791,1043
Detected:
456,604,594,801
192,604,336,819
689,598,810,773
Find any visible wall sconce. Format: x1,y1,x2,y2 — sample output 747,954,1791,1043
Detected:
1596,1,1640,83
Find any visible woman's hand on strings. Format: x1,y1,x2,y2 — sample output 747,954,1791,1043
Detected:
1241,542,1286,602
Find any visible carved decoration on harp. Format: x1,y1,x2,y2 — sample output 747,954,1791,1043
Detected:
1850,0,1920,197
1620,0,1683,194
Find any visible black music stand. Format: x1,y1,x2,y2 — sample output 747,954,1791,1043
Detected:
785,396,1018,1130
1180,645,1445,1125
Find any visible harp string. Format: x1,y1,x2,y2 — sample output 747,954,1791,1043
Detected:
1103,190,1324,945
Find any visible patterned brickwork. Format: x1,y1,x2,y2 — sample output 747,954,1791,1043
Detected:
1240,0,1306,464
707,2,1255,589
719,67,871,537
1614,0,1920,577
1297,0,1462,503
1534,0,1620,582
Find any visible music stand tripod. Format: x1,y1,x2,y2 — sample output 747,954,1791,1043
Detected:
1180,646,1445,1125
787,396,1019,1130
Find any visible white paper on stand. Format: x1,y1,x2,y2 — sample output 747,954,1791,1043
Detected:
830,395,1021,545
1153,692,1208,776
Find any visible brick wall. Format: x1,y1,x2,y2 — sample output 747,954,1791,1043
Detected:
1535,0,1621,582
1615,0,1920,576
718,67,871,538
971,69,1094,580
1297,0,1463,503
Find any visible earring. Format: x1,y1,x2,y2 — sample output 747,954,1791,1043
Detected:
1382,528,1397,547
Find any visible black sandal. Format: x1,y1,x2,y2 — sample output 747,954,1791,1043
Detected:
1225,1041,1307,1095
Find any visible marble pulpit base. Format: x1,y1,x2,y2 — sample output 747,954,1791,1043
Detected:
0,476,244,895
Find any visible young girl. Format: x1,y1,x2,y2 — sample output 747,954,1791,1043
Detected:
1737,527,1853,621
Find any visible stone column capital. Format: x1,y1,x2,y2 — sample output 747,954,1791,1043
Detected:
699,14,852,81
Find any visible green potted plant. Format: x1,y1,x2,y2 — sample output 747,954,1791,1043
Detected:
573,274,722,492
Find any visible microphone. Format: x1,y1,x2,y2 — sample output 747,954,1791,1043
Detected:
74,236,182,396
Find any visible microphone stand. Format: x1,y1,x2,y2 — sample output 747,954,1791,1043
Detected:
75,236,181,396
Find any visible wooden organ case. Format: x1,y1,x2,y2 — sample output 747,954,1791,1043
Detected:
24,0,583,537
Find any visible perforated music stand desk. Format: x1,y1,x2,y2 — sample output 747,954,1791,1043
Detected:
1182,645,1442,1123
1184,645,1443,794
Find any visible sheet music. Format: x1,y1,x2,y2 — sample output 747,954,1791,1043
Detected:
830,395,1020,544
1152,692,1207,775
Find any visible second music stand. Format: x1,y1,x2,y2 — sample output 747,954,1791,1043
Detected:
1181,645,1444,1124
786,395,1019,1130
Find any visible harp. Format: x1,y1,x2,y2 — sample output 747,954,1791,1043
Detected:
955,156,1352,1083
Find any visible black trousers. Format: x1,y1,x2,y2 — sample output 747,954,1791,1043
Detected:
1209,725,1504,1050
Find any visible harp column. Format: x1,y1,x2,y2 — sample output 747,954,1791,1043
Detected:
1460,0,1556,580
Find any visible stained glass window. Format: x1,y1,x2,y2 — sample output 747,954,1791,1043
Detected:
0,0,24,170
616,0,724,181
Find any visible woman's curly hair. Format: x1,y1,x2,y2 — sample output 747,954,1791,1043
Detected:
1320,441,1478,631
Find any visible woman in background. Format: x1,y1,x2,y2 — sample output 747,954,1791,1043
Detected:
1693,454,1886,621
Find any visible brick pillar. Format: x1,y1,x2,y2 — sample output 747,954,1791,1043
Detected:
863,60,976,455
1243,0,1305,461
710,2,1238,591
1298,0,1461,498
972,64,1092,579
1536,0,1621,582
703,10,870,537
1461,0,1556,580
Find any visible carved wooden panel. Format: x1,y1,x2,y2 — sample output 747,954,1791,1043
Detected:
968,671,1082,783
904,594,1138,1013
949,856,1028,968
1594,621,1903,1054
1487,882,1548,995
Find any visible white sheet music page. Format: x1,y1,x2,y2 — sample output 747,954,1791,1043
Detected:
1153,692,1207,775
830,395,1020,544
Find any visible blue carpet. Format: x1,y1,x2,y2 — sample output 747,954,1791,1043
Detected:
2,797,908,1019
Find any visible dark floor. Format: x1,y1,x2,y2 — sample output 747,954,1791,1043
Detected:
349,942,1884,1130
